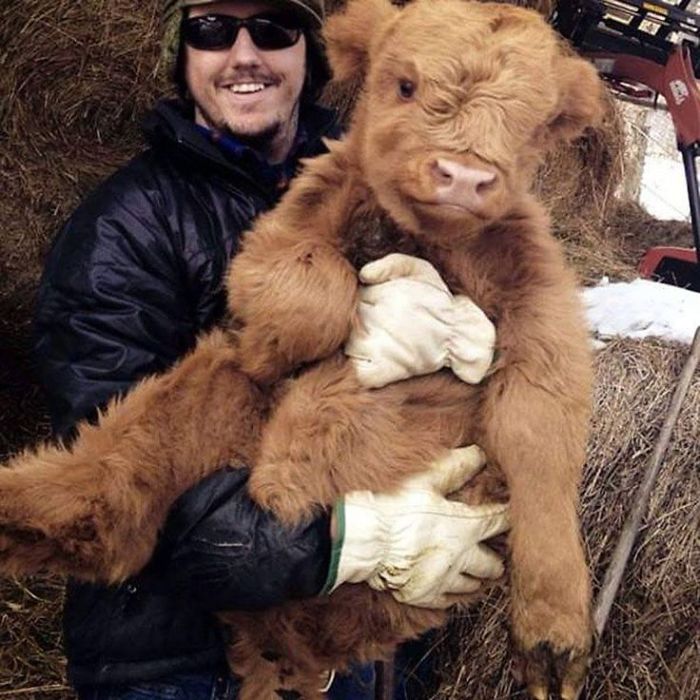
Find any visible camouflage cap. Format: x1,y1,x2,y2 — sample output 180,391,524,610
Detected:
161,0,325,85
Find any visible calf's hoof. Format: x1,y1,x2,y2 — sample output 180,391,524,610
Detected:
513,639,591,699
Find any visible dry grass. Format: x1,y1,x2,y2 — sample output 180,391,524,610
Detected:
0,0,162,314
0,578,67,698
0,0,697,697
3,340,697,699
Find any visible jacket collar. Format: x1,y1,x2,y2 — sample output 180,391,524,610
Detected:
143,99,338,197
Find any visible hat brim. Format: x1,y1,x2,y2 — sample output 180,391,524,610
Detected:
177,0,323,28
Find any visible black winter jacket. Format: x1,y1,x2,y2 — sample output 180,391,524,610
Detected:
33,99,338,686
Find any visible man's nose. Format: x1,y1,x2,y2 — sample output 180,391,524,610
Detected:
227,28,261,64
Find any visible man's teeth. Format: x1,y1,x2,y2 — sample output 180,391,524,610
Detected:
229,83,267,94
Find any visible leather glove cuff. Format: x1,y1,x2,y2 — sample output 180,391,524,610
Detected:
320,494,386,594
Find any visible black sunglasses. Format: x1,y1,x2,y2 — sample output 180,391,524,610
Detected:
182,14,303,52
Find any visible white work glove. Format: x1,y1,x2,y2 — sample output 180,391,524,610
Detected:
345,253,496,389
321,446,509,608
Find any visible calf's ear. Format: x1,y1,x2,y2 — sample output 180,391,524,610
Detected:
323,0,398,82
548,53,606,141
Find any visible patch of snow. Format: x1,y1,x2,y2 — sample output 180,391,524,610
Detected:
582,278,700,345
639,155,691,222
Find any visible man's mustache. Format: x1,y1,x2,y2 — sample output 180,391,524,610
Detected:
218,71,280,86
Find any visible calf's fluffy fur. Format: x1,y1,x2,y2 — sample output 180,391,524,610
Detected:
0,1,605,697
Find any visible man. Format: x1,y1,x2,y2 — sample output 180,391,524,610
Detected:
33,1,508,698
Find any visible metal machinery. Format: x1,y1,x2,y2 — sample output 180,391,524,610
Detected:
554,0,700,289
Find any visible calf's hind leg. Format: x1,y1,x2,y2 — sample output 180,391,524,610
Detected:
0,329,266,583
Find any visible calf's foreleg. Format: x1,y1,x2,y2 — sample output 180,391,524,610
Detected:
482,335,592,699
248,361,460,524
227,150,360,386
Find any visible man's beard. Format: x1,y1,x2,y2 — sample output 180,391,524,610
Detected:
221,119,282,152
217,101,300,163
195,91,301,162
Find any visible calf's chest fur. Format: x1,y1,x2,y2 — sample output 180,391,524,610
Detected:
340,198,507,324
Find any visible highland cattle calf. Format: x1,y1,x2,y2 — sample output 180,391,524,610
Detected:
0,1,604,697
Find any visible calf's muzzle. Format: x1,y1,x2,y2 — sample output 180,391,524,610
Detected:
431,158,499,215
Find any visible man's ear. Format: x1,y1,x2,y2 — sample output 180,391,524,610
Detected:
548,52,607,141
323,0,398,82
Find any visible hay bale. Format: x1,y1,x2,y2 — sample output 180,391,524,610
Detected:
433,338,699,700
0,0,163,480
536,95,634,284
0,0,630,455
3,340,696,699
0,577,68,699
0,0,162,311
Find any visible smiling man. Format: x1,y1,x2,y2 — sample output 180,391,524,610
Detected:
32,1,507,698
184,1,309,161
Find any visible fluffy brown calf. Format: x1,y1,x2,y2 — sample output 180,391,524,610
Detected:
0,1,605,697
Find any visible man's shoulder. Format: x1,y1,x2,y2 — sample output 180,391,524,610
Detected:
71,141,218,236
74,149,170,222
50,141,253,277
99,147,182,204
46,149,189,277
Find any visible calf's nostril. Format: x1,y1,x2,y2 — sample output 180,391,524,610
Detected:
476,174,497,195
431,161,454,185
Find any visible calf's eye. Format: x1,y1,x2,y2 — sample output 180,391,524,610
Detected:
398,79,416,100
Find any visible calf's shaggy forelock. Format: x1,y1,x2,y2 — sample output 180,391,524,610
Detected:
0,2,606,699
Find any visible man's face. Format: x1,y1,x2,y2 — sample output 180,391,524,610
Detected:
185,0,307,162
